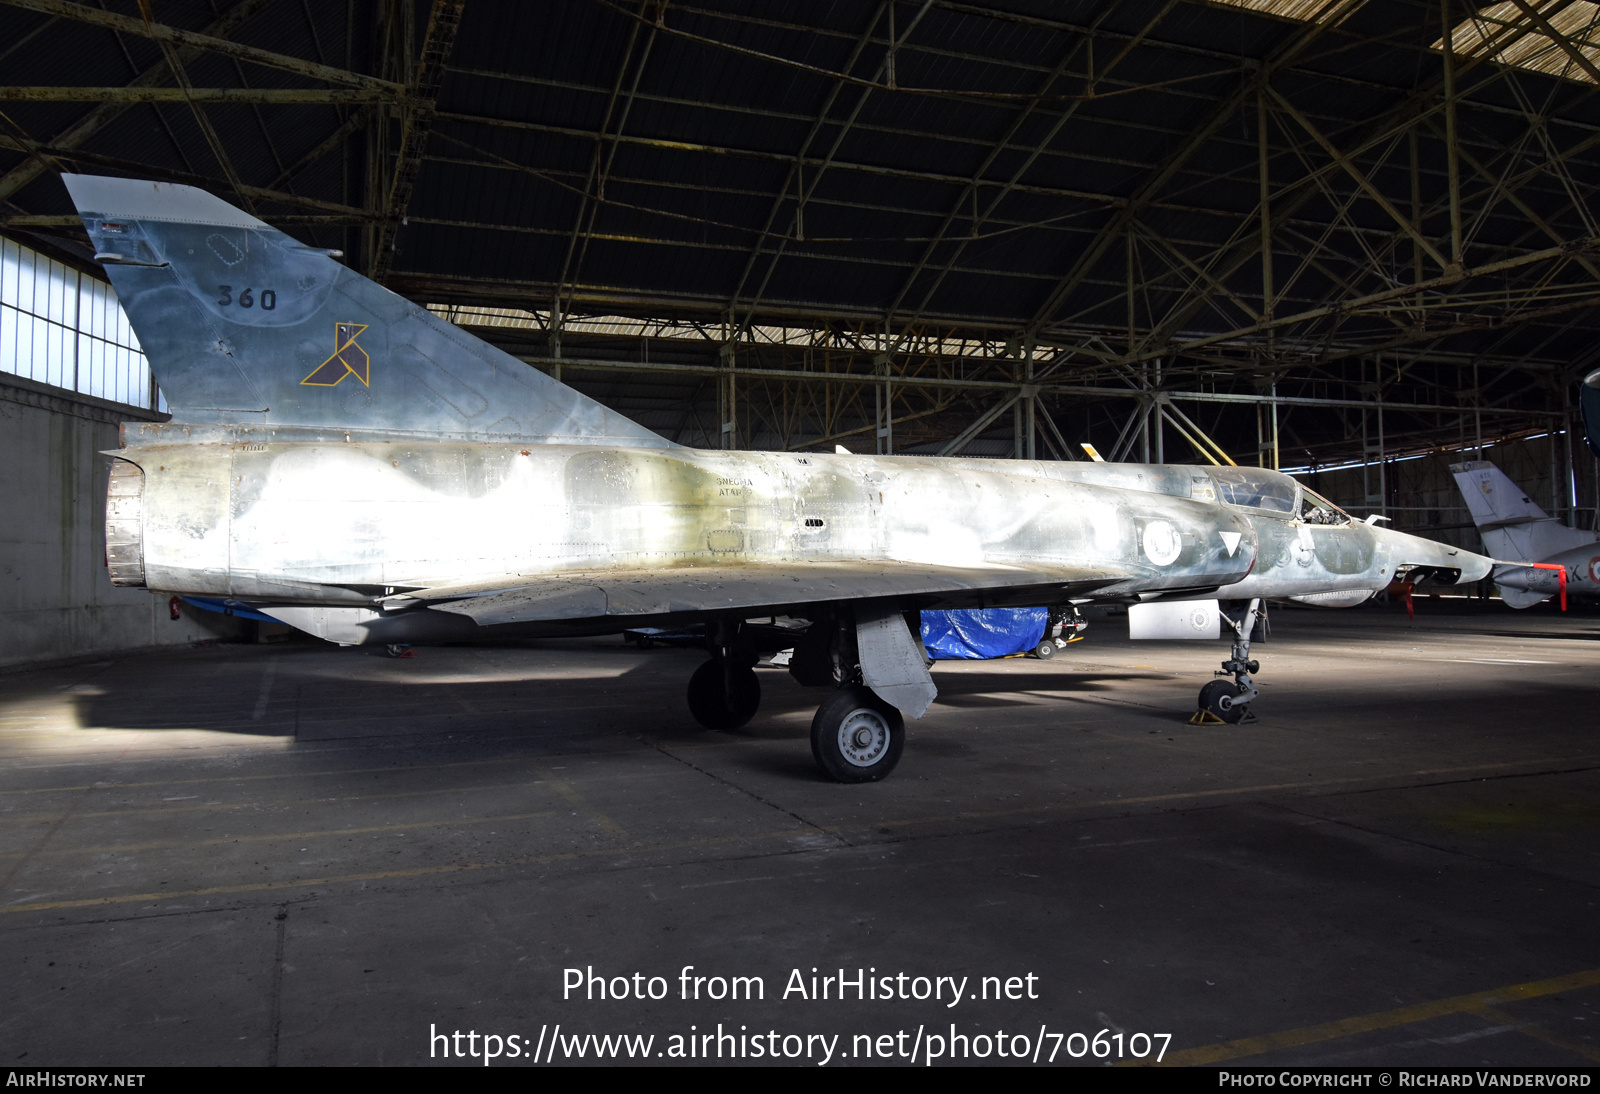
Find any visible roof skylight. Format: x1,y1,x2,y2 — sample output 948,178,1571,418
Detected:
1436,1,1600,84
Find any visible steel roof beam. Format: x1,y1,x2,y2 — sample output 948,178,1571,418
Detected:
503,350,1562,415
1268,85,1454,271
0,86,390,102
0,0,402,91
554,1,662,334
1502,0,1600,85
1028,3,1556,348
0,133,374,218
0,0,276,204
372,0,467,283
435,105,1600,236
729,2,930,328
884,2,1171,334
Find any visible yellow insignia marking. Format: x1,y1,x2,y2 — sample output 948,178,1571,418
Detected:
300,322,370,387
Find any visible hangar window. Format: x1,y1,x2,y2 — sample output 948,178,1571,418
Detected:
0,237,159,411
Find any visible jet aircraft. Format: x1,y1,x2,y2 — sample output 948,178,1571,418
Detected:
1452,460,1596,607
69,174,1490,781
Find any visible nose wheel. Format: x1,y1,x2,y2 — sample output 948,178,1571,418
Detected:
810,686,904,783
1197,679,1251,724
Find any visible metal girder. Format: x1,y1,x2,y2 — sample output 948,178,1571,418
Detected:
0,86,390,103
885,1,1176,334
267,110,368,191
937,392,1022,455
371,0,467,283
725,2,887,322
0,133,374,218
1018,0,1373,342
1502,0,1600,85
1267,85,1454,272
553,0,661,341
1428,117,1600,282
134,0,253,213
0,0,402,92
501,351,1562,416
1034,5,1565,357
1107,220,1598,358
0,0,276,203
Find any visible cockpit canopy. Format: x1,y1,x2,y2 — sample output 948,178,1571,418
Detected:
1206,467,1352,525
1207,467,1298,515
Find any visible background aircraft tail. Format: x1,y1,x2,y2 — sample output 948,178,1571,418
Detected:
1451,459,1595,607
1583,369,1600,459
1450,460,1593,562
62,174,670,448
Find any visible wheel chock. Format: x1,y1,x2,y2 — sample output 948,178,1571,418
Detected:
1188,709,1226,725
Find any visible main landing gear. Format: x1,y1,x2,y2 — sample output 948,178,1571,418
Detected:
685,618,760,730
684,609,919,783
1194,598,1263,725
810,686,905,783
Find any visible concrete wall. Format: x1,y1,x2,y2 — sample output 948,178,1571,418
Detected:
0,372,242,668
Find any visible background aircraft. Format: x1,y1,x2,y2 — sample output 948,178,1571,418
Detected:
1452,460,1598,608
69,174,1489,780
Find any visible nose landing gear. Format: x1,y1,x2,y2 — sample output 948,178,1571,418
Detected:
1193,598,1262,725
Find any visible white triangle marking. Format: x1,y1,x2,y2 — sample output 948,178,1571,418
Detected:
1219,531,1241,556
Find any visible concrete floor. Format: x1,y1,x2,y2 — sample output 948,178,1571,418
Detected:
2,601,1598,1067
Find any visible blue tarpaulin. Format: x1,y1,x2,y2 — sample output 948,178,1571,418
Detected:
921,608,1048,660
180,596,282,623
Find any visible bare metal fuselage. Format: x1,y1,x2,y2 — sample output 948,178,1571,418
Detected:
111,440,1249,617
107,436,1486,646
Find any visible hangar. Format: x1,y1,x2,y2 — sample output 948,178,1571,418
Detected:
2,0,1598,1067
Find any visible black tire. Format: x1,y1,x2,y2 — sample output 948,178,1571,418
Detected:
686,659,760,730
1198,679,1248,724
810,686,905,783
636,635,653,650
1034,640,1056,660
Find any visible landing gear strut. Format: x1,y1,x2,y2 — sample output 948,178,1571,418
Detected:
686,618,760,730
1196,598,1262,725
1035,605,1088,658
788,607,922,782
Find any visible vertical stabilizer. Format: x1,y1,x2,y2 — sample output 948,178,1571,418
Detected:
1450,460,1594,564
61,174,671,448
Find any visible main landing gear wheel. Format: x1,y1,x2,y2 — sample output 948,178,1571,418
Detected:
1197,679,1248,724
810,686,905,783
687,659,760,730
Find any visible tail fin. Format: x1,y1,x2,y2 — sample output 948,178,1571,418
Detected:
62,174,670,448
1449,459,1593,562
1583,369,1600,459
